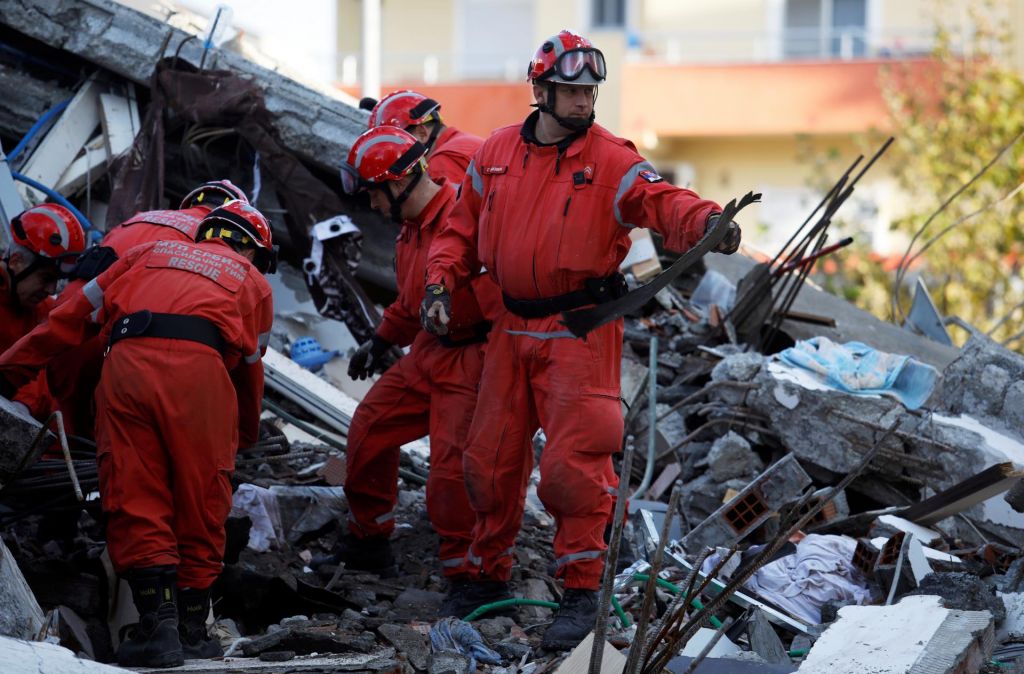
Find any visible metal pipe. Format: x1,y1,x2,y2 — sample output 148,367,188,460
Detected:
632,335,658,499
589,437,636,674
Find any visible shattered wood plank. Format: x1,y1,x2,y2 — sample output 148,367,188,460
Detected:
0,0,367,171
901,462,1024,527
98,90,139,159
16,76,103,204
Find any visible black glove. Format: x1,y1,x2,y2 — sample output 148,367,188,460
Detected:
705,213,742,255
420,284,452,335
0,373,15,400
348,334,394,380
69,246,119,280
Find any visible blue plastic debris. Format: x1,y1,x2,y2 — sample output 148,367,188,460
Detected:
289,336,340,372
429,617,502,672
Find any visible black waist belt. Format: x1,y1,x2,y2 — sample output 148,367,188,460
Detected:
438,320,492,348
107,310,226,356
502,273,628,319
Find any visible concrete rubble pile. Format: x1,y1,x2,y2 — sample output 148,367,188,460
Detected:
1,1,1024,673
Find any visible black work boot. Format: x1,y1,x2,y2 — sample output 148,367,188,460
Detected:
332,534,398,577
178,587,223,659
541,589,599,651
117,566,184,668
439,580,513,619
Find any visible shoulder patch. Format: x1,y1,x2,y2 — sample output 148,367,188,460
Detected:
639,169,664,184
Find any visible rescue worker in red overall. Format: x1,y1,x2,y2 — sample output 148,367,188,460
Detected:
337,126,503,598
47,180,250,438
422,31,743,649
0,200,275,668
365,90,483,185
0,204,86,418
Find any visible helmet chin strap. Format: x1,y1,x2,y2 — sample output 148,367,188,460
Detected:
3,252,50,307
384,166,425,224
533,82,596,132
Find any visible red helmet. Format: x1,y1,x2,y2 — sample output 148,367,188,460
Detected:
10,203,87,273
527,30,606,86
342,126,427,195
197,200,277,273
179,179,249,210
367,90,441,131
197,200,272,250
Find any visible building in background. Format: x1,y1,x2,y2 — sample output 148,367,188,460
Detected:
334,0,1024,255
120,0,1024,256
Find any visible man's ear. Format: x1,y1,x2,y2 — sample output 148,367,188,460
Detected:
532,83,547,106
5,249,28,273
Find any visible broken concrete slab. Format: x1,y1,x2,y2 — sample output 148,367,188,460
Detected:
0,633,132,673
797,595,994,673
142,647,399,673
0,396,45,491
682,454,812,552
938,334,1024,436
905,572,1006,623
0,535,45,640
0,0,367,169
704,431,764,482
741,359,906,474
705,254,960,370
378,623,429,671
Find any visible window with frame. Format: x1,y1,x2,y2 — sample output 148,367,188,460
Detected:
783,0,867,59
592,0,626,29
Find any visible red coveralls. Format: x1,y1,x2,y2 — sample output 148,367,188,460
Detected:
428,127,483,186
47,207,210,438
0,269,54,417
0,238,272,589
345,180,502,577
426,112,720,589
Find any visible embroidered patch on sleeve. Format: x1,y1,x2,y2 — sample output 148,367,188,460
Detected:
639,169,663,183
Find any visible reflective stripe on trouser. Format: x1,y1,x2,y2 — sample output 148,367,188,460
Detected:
96,339,238,590
344,333,482,577
462,313,625,590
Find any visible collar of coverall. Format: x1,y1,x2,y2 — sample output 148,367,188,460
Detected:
520,110,587,156
402,178,454,233
431,125,456,154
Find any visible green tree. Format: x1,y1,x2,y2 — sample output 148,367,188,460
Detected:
809,0,1024,350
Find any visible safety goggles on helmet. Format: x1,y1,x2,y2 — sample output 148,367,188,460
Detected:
340,161,362,196
550,48,606,83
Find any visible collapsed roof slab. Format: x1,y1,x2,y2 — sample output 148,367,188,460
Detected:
706,253,960,370
0,0,367,170
0,62,74,141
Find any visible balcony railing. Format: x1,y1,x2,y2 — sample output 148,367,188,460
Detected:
633,26,937,64
335,26,978,85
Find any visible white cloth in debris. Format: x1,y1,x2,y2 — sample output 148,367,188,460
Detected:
777,336,938,409
231,484,284,552
744,534,872,625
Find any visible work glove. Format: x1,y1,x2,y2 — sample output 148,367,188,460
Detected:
68,246,118,280
348,334,394,381
420,284,452,336
705,212,742,255
0,374,15,400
